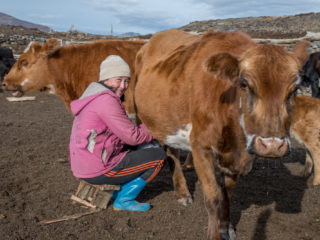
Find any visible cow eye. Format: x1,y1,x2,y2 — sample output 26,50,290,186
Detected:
19,60,28,68
239,78,249,91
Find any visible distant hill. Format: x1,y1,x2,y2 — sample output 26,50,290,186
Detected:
179,12,320,39
0,12,50,32
116,32,140,37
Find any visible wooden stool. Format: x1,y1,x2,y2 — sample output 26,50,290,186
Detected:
71,180,120,209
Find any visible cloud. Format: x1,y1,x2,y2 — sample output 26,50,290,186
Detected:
87,0,216,34
209,0,320,19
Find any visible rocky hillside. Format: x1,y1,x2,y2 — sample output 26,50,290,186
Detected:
0,12,50,32
179,12,320,39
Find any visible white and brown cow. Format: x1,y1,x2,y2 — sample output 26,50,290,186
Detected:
184,94,320,186
291,95,320,185
2,38,145,114
134,29,308,240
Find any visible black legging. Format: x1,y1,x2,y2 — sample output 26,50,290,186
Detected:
83,147,166,185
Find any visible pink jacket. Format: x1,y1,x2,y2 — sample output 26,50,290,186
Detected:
69,83,153,178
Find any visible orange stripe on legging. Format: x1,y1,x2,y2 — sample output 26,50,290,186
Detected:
116,160,163,173
104,162,159,176
146,160,164,182
105,163,160,177
104,160,162,176
104,160,162,177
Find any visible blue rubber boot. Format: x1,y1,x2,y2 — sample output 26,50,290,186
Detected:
110,190,118,201
113,177,150,211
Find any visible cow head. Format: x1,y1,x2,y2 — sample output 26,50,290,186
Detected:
204,43,307,157
2,38,61,96
300,52,320,97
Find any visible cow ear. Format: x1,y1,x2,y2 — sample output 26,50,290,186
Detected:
203,52,239,80
30,42,43,56
44,38,61,54
292,40,310,67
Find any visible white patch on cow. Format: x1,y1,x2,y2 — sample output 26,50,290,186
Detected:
239,97,242,109
126,112,137,126
258,136,282,142
46,84,56,94
289,129,304,148
243,60,249,69
24,42,34,53
239,114,255,149
295,75,302,85
165,123,192,151
20,78,29,87
86,129,97,153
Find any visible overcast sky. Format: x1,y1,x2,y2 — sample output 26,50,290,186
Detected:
2,0,320,35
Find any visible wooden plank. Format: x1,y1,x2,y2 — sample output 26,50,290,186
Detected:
92,191,113,209
39,209,100,225
6,96,36,102
98,185,120,191
70,195,96,208
76,180,120,191
87,187,96,201
78,184,91,199
75,181,86,196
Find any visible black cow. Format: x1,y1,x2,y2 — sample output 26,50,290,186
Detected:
0,46,16,92
301,51,320,98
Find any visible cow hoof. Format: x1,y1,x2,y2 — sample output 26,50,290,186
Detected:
182,164,194,171
313,178,320,186
301,167,312,178
228,225,236,240
220,231,231,240
219,225,236,240
12,90,23,97
177,196,193,206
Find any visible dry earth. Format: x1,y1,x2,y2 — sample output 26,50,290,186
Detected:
0,91,320,240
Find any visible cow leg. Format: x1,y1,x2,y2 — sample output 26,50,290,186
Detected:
166,147,193,205
306,147,320,185
182,152,194,170
192,146,223,240
313,154,320,185
219,174,238,240
303,145,320,185
302,152,313,178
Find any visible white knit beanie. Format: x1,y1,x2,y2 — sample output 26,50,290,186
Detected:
99,55,131,81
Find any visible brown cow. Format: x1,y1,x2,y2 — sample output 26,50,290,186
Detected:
134,29,308,240
2,38,145,115
291,95,320,185
184,95,320,186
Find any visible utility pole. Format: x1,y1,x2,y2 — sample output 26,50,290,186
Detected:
110,24,113,36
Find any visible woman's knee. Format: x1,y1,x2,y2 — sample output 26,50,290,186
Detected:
154,147,167,161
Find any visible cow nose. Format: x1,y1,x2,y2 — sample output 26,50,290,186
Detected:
254,136,288,157
1,81,6,88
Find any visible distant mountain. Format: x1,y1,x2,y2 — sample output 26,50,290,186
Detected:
116,32,140,37
0,12,50,32
179,12,320,39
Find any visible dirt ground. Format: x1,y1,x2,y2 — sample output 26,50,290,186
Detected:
0,91,320,240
